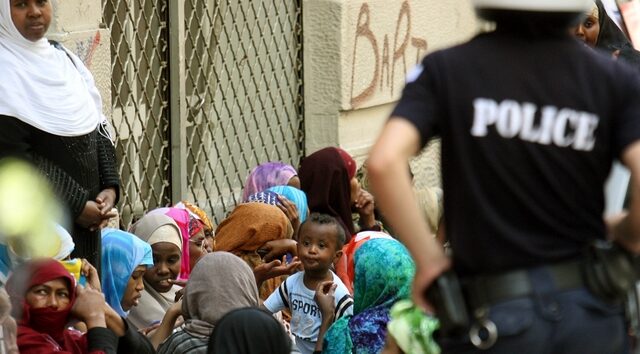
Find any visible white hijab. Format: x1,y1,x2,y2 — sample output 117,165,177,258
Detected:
0,0,107,137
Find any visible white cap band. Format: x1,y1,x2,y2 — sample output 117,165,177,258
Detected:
473,0,592,13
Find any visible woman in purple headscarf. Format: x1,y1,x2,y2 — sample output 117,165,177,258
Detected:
242,162,299,202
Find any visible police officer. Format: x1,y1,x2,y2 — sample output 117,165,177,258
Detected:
367,0,640,353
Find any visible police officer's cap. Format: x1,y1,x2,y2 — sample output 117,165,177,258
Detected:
473,0,593,27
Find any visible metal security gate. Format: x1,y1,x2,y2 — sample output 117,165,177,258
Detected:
103,0,304,227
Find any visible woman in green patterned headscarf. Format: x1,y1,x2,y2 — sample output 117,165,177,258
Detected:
323,238,415,353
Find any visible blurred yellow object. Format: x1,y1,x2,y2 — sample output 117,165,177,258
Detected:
0,158,64,258
59,258,86,286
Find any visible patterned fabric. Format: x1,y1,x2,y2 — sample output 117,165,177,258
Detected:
335,231,394,294
267,185,309,223
324,238,415,354
246,190,281,207
101,228,153,317
175,201,214,236
156,330,207,354
242,162,297,202
96,134,120,200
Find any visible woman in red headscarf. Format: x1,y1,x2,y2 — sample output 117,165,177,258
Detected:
6,259,117,354
298,147,380,243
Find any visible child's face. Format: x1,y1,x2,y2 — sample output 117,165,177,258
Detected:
10,0,52,42
297,223,342,273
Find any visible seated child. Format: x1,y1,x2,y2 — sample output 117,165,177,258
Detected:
263,213,353,354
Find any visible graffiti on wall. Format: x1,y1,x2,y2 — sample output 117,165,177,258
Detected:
74,31,102,68
350,1,427,108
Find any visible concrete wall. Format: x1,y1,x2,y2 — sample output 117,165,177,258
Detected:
50,0,477,194
48,0,112,119
304,0,478,187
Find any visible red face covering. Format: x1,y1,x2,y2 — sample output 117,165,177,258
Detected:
6,259,76,344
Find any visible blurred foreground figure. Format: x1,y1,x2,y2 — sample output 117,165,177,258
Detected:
368,0,640,353
0,159,68,277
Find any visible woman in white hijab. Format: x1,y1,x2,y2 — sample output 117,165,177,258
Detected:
0,0,120,273
128,213,185,331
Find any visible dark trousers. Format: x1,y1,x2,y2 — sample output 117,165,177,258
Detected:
439,267,629,354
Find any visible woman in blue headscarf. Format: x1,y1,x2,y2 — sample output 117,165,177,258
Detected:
267,185,309,224
101,228,154,317
322,238,415,354
248,186,309,239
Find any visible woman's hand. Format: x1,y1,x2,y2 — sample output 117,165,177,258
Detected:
168,279,187,302
277,195,300,238
253,256,302,287
314,281,337,320
314,280,337,352
354,189,376,228
258,239,298,262
71,285,107,329
167,299,183,318
96,188,117,216
381,333,403,354
139,322,161,336
81,258,101,292
77,200,118,231
412,254,451,314
76,201,103,229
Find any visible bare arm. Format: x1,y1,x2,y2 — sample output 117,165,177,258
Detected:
613,141,640,254
367,118,450,311
104,304,126,337
313,281,337,352
381,334,403,354
148,299,183,349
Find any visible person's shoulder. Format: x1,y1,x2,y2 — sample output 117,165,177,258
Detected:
584,47,640,85
416,32,494,69
288,270,304,283
158,329,207,354
428,32,495,54
15,324,66,351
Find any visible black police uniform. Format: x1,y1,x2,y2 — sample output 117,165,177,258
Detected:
392,29,640,353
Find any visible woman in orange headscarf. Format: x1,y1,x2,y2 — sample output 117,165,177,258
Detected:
214,203,296,299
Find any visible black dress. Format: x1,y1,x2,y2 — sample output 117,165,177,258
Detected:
0,115,120,272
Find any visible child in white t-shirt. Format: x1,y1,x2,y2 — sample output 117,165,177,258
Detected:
264,213,353,354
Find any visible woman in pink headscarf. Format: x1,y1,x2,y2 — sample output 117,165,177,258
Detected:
149,207,212,280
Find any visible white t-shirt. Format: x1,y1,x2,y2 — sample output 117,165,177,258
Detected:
264,271,353,354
